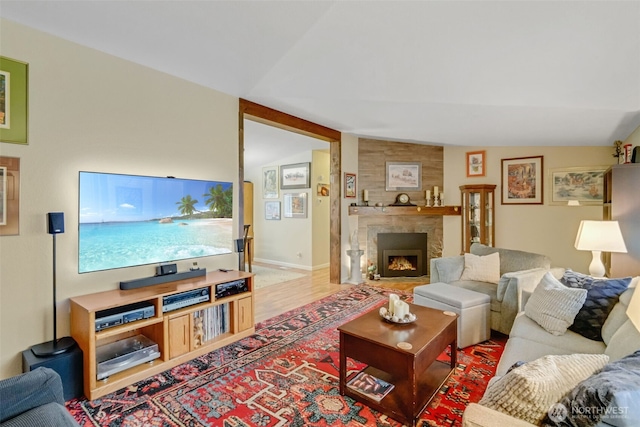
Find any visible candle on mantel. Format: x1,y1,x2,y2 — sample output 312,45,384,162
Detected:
389,294,400,315
434,186,439,196
426,190,431,200
363,189,369,202
440,192,444,203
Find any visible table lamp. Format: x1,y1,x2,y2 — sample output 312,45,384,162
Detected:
574,220,627,278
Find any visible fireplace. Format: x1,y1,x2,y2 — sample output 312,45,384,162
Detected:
383,250,422,277
377,233,428,277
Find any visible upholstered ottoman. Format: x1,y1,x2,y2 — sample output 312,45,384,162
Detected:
413,282,491,348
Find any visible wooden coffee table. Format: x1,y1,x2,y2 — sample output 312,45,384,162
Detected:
338,302,458,427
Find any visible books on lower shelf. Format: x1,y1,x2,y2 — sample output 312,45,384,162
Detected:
347,371,394,402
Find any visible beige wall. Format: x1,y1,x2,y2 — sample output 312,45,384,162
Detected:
311,150,331,268
246,150,330,269
0,20,239,377
443,146,615,270
247,151,312,268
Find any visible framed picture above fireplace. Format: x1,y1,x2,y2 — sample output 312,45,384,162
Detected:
385,162,422,191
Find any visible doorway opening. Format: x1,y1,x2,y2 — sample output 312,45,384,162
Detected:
239,99,341,283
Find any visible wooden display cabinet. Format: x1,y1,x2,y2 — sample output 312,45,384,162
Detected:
602,164,640,277
70,270,254,400
460,184,496,253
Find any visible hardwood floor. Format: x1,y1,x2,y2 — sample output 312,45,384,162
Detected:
253,262,429,324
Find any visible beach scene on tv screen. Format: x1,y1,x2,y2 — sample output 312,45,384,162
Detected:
79,172,233,273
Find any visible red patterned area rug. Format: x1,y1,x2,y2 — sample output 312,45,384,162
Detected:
67,285,506,427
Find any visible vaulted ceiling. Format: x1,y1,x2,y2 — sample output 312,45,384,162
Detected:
2,0,639,151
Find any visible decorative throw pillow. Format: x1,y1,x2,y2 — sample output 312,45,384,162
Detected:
459,252,501,284
479,353,609,425
541,350,640,427
560,270,632,341
525,272,587,336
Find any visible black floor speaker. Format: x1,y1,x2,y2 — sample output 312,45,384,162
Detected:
22,339,84,401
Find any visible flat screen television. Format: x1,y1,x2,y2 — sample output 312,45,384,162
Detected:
78,171,233,273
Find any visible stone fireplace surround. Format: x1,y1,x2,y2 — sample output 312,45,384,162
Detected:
378,232,428,277
359,216,441,278
356,138,444,279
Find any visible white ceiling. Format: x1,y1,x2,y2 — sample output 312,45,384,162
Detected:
2,0,639,159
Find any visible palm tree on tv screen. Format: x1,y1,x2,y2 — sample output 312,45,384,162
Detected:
176,195,199,217
204,184,233,218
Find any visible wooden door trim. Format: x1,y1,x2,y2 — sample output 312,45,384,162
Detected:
239,99,342,284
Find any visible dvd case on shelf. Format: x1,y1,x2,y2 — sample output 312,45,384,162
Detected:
193,303,230,347
347,371,394,402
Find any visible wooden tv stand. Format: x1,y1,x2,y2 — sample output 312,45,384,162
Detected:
70,270,254,400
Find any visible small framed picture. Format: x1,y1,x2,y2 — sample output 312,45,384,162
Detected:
264,201,281,220
284,193,307,218
280,162,310,189
0,166,6,225
501,156,544,205
317,183,329,197
466,150,486,177
344,172,356,198
0,156,19,235
262,166,279,199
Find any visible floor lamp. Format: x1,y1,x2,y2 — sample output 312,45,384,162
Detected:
31,212,75,357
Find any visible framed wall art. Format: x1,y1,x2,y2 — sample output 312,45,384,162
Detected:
344,172,356,198
284,193,307,218
501,156,543,205
0,57,28,145
0,156,20,235
0,166,6,225
262,165,279,199
385,161,422,191
466,150,486,177
317,183,329,197
264,201,281,220
548,166,607,205
280,162,310,189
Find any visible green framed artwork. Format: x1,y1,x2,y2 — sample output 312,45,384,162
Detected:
0,57,29,145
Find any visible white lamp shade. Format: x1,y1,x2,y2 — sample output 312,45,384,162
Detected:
574,220,628,253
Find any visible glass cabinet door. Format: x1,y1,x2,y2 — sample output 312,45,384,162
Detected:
460,184,496,253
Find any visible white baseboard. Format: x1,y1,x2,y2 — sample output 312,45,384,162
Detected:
253,257,312,271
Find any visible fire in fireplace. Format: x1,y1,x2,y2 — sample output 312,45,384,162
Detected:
389,255,417,271
377,233,428,277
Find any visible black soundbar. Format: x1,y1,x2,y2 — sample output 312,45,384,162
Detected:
120,268,207,290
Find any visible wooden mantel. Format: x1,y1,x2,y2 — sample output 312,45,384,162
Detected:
348,205,461,216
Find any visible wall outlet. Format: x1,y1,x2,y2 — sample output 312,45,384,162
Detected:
296,252,302,258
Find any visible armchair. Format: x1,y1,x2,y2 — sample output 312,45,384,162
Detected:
430,243,558,334
0,367,79,427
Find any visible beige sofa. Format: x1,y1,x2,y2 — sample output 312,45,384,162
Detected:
462,276,640,427
430,243,554,334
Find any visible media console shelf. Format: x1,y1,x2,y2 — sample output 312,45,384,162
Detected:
70,270,254,400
